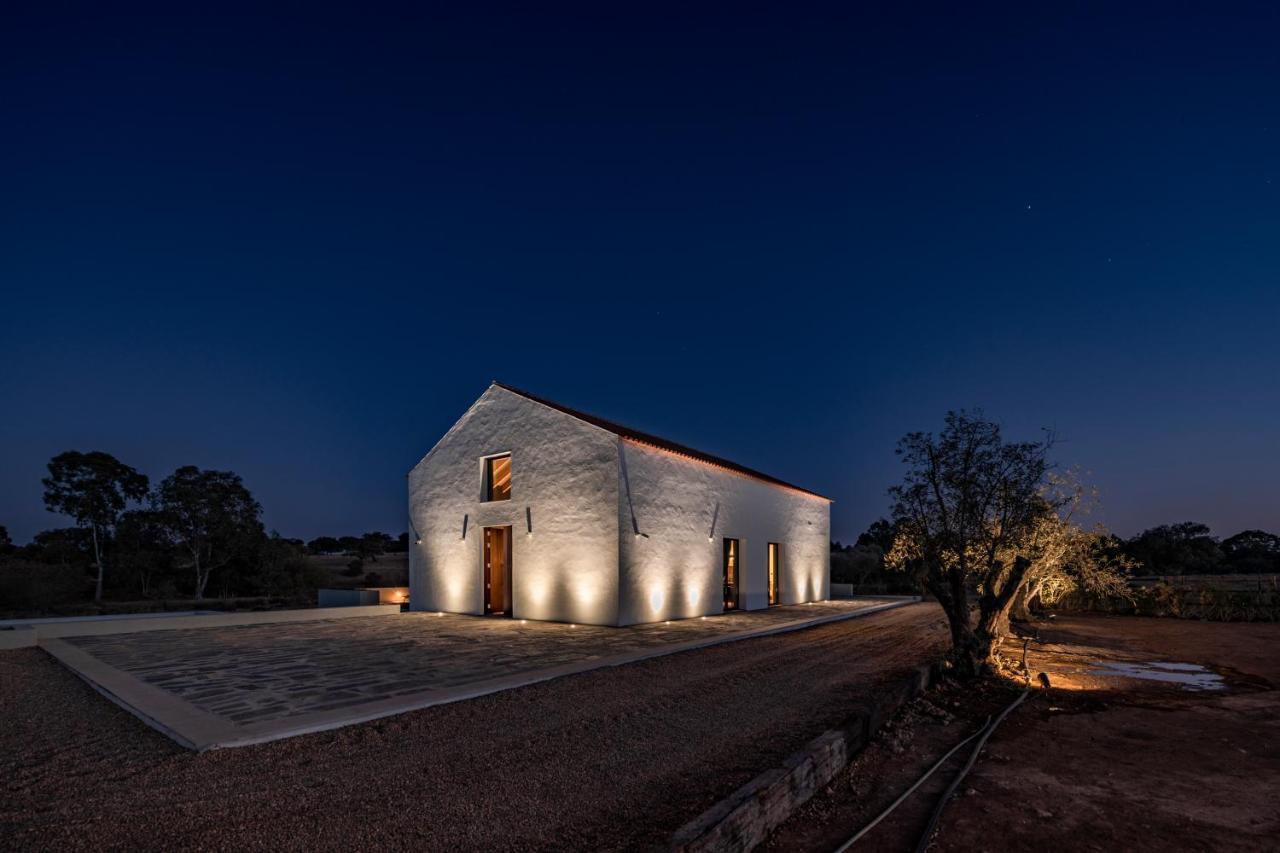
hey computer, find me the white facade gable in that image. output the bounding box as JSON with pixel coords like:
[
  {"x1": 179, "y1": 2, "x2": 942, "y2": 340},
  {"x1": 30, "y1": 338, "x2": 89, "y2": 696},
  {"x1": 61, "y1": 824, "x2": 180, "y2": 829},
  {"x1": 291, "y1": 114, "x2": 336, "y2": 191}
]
[{"x1": 409, "y1": 384, "x2": 830, "y2": 626}]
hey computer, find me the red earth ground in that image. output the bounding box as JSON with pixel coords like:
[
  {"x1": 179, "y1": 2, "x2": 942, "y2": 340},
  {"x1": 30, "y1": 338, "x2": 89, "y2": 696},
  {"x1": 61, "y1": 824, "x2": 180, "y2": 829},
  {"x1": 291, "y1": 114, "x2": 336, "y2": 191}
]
[{"x1": 764, "y1": 614, "x2": 1280, "y2": 852}]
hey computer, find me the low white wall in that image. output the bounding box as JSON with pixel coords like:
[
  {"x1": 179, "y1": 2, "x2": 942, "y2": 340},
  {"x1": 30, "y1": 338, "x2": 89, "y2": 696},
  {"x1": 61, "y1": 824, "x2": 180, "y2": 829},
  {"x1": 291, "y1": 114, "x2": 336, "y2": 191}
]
[
  {"x1": 318, "y1": 589, "x2": 381, "y2": 607},
  {"x1": 618, "y1": 440, "x2": 830, "y2": 625},
  {"x1": 0, "y1": 626, "x2": 36, "y2": 649},
  {"x1": 5, "y1": 605, "x2": 401, "y2": 641}
]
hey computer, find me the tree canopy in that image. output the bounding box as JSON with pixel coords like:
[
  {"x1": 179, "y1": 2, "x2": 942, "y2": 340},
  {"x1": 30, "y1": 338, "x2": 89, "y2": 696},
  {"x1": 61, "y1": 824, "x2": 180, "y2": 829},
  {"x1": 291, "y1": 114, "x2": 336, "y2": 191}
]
[
  {"x1": 41, "y1": 451, "x2": 149, "y2": 601},
  {"x1": 153, "y1": 466, "x2": 265, "y2": 600}
]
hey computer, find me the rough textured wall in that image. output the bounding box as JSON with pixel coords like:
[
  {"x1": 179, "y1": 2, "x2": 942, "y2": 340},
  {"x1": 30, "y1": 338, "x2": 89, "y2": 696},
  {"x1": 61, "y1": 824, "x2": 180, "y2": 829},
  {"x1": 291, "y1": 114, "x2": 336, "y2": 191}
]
[
  {"x1": 408, "y1": 385, "x2": 621, "y2": 625},
  {"x1": 618, "y1": 441, "x2": 830, "y2": 626}
]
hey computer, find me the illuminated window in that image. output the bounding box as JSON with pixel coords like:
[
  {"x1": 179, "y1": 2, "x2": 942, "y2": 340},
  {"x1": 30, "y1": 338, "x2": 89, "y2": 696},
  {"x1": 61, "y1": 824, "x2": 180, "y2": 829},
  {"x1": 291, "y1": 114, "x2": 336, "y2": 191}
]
[
  {"x1": 723, "y1": 538, "x2": 739, "y2": 610},
  {"x1": 767, "y1": 543, "x2": 781, "y2": 606},
  {"x1": 484, "y1": 454, "x2": 512, "y2": 501}
]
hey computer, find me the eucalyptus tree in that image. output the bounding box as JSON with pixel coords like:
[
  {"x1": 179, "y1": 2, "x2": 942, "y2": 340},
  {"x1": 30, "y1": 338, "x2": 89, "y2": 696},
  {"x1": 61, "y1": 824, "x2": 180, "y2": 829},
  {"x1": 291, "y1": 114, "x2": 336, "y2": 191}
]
[
  {"x1": 153, "y1": 466, "x2": 264, "y2": 600},
  {"x1": 42, "y1": 451, "x2": 149, "y2": 601}
]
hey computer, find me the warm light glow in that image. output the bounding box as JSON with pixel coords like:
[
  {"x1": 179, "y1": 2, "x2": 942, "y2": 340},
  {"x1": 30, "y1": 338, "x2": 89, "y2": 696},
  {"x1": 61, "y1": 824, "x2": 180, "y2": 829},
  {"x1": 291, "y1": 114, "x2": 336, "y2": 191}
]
[
  {"x1": 620, "y1": 436, "x2": 831, "y2": 502},
  {"x1": 649, "y1": 586, "x2": 665, "y2": 613},
  {"x1": 574, "y1": 580, "x2": 599, "y2": 608},
  {"x1": 528, "y1": 580, "x2": 550, "y2": 607}
]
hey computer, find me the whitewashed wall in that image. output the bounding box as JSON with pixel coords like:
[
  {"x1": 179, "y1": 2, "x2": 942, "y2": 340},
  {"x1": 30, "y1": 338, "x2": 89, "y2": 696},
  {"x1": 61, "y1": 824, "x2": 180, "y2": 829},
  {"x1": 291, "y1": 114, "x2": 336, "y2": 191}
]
[
  {"x1": 617, "y1": 440, "x2": 830, "y2": 626},
  {"x1": 408, "y1": 386, "x2": 621, "y2": 625}
]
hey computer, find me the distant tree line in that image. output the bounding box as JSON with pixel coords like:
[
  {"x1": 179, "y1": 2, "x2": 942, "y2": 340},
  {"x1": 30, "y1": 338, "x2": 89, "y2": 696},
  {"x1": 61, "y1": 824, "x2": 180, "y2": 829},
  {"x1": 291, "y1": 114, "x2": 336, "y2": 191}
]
[
  {"x1": 0, "y1": 450, "x2": 406, "y2": 614},
  {"x1": 835, "y1": 518, "x2": 1280, "y2": 589},
  {"x1": 305, "y1": 532, "x2": 409, "y2": 560}
]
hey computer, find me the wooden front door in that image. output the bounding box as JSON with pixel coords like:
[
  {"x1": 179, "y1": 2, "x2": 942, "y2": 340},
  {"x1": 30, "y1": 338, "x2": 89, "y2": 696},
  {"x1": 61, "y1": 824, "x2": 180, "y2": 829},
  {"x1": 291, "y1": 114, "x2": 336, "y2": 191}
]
[{"x1": 483, "y1": 526, "x2": 511, "y2": 616}]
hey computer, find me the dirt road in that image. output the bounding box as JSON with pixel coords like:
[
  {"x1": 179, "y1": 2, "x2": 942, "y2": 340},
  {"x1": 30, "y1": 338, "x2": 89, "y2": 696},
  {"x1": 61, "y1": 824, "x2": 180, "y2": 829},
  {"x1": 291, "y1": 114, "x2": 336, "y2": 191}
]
[
  {"x1": 764, "y1": 614, "x2": 1280, "y2": 852},
  {"x1": 1, "y1": 602, "x2": 947, "y2": 851}
]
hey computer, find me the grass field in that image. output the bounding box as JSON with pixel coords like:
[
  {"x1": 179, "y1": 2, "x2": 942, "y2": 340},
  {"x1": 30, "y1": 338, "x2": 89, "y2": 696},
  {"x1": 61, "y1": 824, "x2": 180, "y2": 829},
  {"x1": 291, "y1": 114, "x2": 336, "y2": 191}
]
[
  {"x1": 1130, "y1": 573, "x2": 1279, "y2": 591},
  {"x1": 306, "y1": 553, "x2": 409, "y2": 588}
]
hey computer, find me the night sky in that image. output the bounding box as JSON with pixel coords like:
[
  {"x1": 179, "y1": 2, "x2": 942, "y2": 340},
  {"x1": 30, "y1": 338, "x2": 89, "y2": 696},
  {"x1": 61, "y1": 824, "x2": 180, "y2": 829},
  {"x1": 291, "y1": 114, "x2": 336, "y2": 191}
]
[{"x1": 3, "y1": 3, "x2": 1278, "y2": 544}]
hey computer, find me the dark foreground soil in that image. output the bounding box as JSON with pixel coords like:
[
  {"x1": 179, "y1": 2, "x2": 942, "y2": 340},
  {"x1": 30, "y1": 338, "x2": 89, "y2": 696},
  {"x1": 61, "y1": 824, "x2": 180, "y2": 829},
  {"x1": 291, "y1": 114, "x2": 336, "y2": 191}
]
[
  {"x1": 0, "y1": 603, "x2": 947, "y2": 851},
  {"x1": 765, "y1": 614, "x2": 1280, "y2": 852}
]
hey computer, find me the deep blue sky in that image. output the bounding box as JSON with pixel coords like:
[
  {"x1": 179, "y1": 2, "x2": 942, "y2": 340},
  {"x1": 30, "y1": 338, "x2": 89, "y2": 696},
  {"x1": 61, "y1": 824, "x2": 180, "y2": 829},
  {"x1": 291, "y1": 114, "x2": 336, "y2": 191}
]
[{"x1": 3, "y1": 3, "x2": 1278, "y2": 544}]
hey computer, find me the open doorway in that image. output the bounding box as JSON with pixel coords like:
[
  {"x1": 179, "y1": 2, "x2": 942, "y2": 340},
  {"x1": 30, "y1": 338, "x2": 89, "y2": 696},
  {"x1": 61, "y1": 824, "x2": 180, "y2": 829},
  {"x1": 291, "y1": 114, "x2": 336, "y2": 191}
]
[{"x1": 483, "y1": 526, "x2": 512, "y2": 616}]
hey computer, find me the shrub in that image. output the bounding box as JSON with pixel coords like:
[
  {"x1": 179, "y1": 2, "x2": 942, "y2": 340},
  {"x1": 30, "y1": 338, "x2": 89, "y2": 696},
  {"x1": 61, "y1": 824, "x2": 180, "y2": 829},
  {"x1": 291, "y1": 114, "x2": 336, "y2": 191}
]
[{"x1": 0, "y1": 559, "x2": 90, "y2": 614}]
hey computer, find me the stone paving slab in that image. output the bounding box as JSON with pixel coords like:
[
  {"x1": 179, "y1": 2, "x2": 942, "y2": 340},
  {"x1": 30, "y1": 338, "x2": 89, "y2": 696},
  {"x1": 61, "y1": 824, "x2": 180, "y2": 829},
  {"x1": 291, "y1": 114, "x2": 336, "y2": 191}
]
[{"x1": 52, "y1": 598, "x2": 915, "y2": 750}]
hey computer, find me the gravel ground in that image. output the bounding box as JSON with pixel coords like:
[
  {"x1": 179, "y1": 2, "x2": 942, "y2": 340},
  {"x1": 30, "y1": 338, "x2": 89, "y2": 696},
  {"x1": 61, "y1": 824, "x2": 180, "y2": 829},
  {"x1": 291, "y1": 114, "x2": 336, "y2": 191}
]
[{"x1": 1, "y1": 602, "x2": 946, "y2": 852}]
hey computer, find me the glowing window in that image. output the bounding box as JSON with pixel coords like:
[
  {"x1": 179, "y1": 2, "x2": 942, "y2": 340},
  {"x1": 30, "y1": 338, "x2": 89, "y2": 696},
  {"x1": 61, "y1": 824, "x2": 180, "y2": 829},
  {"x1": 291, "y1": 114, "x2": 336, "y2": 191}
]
[
  {"x1": 484, "y1": 454, "x2": 512, "y2": 502},
  {"x1": 767, "y1": 542, "x2": 781, "y2": 606}
]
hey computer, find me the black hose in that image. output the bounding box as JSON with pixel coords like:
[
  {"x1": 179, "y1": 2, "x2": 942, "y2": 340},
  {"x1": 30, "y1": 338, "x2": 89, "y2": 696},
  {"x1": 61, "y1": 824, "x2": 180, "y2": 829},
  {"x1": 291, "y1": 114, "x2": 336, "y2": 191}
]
[
  {"x1": 830, "y1": 717, "x2": 991, "y2": 853},
  {"x1": 912, "y1": 687, "x2": 1030, "y2": 853}
]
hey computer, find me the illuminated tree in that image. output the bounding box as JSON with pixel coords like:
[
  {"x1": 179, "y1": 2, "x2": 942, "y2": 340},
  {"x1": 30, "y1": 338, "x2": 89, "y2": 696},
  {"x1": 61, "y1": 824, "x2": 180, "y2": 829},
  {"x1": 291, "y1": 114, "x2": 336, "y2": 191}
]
[
  {"x1": 886, "y1": 411, "x2": 1058, "y2": 677},
  {"x1": 1003, "y1": 475, "x2": 1135, "y2": 620}
]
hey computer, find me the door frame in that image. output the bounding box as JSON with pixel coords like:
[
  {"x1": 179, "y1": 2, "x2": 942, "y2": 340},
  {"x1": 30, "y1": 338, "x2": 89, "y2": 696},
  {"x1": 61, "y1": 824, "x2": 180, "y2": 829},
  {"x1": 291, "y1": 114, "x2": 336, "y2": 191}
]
[{"x1": 482, "y1": 525, "x2": 513, "y2": 616}]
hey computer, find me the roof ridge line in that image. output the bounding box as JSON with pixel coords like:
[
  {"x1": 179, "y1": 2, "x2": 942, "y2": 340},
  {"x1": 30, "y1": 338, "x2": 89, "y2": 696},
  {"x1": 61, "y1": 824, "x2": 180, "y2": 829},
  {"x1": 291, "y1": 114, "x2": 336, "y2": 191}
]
[{"x1": 491, "y1": 382, "x2": 832, "y2": 502}]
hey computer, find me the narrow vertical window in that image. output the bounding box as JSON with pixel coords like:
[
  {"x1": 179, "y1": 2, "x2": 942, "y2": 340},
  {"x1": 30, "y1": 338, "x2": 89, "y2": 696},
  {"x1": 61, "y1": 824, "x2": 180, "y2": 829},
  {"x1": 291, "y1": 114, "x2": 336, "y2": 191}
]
[
  {"x1": 767, "y1": 543, "x2": 781, "y2": 606},
  {"x1": 723, "y1": 538, "x2": 739, "y2": 610},
  {"x1": 484, "y1": 454, "x2": 512, "y2": 501}
]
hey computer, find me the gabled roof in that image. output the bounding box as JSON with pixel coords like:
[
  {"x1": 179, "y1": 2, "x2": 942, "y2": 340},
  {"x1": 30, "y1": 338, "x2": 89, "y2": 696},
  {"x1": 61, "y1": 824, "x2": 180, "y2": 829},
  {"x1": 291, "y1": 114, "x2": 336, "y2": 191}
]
[{"x1": 493, "y1": 382, "x2": 833, "y2": 502}]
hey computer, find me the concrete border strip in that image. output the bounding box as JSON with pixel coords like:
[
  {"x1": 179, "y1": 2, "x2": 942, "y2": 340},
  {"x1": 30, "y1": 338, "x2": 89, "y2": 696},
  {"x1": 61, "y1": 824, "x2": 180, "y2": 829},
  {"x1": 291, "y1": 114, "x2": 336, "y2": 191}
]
[
  {"x1": 40, "y1": 638, "x2": 241, "y2": 751},
  {"x1": 670, "y1": 661, "x2": 940, "y2": 852},
  {"x1": 12, "y1": 604, "x2": 401, "y2": 641},
  {"x1": 50, "y1": 598, "x2": 919, "y2": 751}
]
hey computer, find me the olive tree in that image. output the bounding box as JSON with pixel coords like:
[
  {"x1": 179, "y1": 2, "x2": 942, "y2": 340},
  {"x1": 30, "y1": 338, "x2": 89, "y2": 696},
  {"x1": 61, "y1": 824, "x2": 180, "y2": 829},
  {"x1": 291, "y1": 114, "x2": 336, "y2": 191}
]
[
  {"x1": 1007, "y1": 476, "x2": 1136, "y2": 620},
  {"x1": 42, "y1": 451, "x2": 149, "y2": 601},
  {"x1": 886, "y1": 411, "x2": 1058, "y2": 677}
]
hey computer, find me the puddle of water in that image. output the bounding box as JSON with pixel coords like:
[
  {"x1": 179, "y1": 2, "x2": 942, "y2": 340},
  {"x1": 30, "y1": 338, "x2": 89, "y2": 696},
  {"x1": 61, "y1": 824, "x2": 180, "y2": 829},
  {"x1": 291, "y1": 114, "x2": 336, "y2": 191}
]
[{"x1": 1086, "y1": 660, "x2": 1226, "y2": 691}]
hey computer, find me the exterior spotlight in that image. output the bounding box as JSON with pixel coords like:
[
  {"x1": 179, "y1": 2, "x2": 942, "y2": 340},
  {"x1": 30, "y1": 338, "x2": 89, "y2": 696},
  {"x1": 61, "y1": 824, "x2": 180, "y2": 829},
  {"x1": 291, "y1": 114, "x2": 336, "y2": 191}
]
[{"x1": 415, "y1": 538, "x2": 422, "y2": 545}]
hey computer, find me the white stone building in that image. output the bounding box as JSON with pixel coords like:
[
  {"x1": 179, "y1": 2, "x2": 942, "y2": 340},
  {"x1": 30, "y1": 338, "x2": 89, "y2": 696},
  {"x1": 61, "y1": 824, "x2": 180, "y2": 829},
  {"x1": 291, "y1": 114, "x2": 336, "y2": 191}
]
[{"x1": 408, "y1": 383, "x2": 831, "y2": 626}]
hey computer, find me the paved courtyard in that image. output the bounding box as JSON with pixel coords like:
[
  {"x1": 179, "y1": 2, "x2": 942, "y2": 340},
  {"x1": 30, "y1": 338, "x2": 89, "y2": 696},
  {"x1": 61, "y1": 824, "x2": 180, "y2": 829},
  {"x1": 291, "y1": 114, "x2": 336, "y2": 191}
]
[{"x1": 47, "y1": 598, "x2": 908, "y2": 749}]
